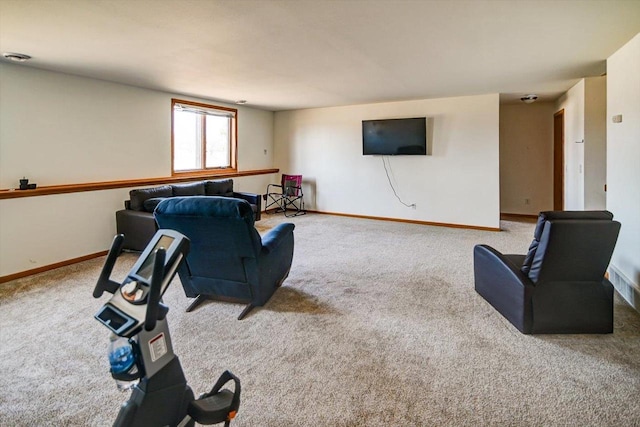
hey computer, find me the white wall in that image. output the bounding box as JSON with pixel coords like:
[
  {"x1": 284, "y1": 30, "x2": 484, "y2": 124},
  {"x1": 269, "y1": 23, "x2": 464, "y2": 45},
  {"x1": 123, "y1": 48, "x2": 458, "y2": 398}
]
[
  {"x1": 499, "y1": 102, "x2": 555, "y2": 215},
  {"x1": 555, "y1": 77, "x2": 607, "y2": 211},
  {"x1": 273, "y1": 94, "x2": 500, "y2": 229},
  {"x1": 607, "y1": 33, "x2": 640, "y2": 299},
  {"x1": 0, "y1": 63, "x2": 275, "y2": 277},
  {"x1": 584, "y1": 76, "x2": 607, "y2": 210},
  {"x1": 0, "y1": 63, "x2": 274, "y2": 187},
  {"x1": 556, "y1": 80, "x2": 585, "y2": 210}
]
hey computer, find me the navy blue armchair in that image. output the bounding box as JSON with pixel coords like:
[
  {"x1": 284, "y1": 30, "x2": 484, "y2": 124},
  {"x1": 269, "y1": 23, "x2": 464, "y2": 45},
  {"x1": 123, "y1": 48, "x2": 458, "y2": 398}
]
[{"x1": 155, "y1": 196, "x2": 295, "y2": 320}]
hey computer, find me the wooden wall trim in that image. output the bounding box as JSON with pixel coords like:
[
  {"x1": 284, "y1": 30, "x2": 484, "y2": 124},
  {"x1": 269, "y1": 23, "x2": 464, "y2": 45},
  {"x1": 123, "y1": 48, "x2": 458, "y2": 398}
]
[
  {"x1": 0, "y1": 168, "x2": 279, "y2": 200},
  {"x1": 307, "y1": 210, "x2": 501, "y2": 232},
  {"x1": 0, "y1": 251, "x2": 108, "y2": 284},
  {"x1": 500, "y1": 212, "x2": 539, "y2": 221},
  {"x1": 3, "y1": 208, "x2": 498, "y2": 283}
]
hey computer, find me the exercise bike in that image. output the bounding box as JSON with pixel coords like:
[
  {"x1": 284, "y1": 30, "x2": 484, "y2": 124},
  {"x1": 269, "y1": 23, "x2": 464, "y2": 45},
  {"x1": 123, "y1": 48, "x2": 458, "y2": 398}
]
[{"x1": 93, "y1": 230, "x2": 241, "y2": 427}]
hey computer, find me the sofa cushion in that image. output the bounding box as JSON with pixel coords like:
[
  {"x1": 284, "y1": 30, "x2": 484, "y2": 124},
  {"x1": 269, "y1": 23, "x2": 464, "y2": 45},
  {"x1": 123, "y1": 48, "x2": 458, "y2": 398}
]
[
  {"x1": 205, "y1": 179, "x2": 234, "y2": 197},
  {"x1": 172, "y1": 181, "x2": 206, "y2": 196},
  {"x1": 129, "y1": 185, "x2": 172, "y2": 211},
  {"x1": 143, "y1": 197, "x2": 167, "y2": 213}
]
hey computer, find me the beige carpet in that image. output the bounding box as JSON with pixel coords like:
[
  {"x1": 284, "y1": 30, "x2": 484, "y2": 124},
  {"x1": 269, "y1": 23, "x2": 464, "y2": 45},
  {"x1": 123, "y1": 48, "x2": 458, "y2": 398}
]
[{"x1": 1, "y1": 213, "x2": 639, "y2": 426}]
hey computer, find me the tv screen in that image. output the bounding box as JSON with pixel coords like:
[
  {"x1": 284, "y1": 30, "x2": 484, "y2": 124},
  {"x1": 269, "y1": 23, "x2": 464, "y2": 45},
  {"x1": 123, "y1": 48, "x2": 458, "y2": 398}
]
[{"x1": 362, "y1": 117, "x2": 427, "y2": 155}]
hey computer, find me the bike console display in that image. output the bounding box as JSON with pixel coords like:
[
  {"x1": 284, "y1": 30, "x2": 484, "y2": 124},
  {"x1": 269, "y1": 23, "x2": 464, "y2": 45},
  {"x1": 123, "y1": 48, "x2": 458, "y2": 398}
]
[{"x1": 94, "y1": 230, "x2": 190, "y2": 337}]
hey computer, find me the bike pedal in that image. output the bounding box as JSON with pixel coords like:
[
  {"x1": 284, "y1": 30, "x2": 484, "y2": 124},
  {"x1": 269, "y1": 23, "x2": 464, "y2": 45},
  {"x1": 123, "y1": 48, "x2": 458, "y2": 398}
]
[{"x1": 188, "y1": 389, "x2": 236, "y2": 425}]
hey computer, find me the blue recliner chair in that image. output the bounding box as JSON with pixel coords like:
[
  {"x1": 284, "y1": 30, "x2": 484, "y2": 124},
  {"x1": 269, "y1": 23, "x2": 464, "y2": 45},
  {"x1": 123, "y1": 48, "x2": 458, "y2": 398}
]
[{"x1": 154, "y1": 196, "x2": 295, "y2": 320}]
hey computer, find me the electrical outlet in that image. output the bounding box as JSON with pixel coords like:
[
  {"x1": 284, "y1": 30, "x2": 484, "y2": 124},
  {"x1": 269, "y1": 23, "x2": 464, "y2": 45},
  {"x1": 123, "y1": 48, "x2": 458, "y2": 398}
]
[
  {"x1": 263, "y1": 149, "x2": 268, "y2": 155},
  {"x1": 411, "y1": 204, "x2": 417, "y2": 209}
]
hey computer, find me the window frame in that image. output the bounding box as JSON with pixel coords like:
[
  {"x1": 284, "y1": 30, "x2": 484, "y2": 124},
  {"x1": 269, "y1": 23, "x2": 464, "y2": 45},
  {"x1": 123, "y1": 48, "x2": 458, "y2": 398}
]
[{"x1": 171, "y1": 98, "x2": 238, "y2": 177}]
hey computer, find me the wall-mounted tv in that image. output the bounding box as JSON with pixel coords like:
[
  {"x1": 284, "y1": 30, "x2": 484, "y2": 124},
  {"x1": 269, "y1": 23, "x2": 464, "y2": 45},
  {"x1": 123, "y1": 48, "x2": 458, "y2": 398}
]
[{"x1": 362, "y1": 117, "x2": 427, "y2": 155}]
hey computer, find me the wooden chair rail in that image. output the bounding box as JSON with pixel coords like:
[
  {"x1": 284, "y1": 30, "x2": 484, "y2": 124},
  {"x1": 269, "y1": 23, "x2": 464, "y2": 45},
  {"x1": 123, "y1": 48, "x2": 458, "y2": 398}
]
[{"x1": 0, "y1": 169, "x2": 279, "y2": 200}]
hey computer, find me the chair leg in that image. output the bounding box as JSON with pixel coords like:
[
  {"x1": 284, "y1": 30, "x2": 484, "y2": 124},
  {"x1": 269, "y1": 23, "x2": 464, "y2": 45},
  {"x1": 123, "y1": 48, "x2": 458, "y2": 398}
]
[
  {"x1": 237, "y1": 304, "x2": 255, "y2": 320},
  {"x1": 264, "y1": 194, "x2": 286, "y2": 215},
  {"x1": 186, "y1": 295, "x2": 207, "y2": 312},
  {"x1": 284, "y1": 198, "x2": 306, "y2": 217}
]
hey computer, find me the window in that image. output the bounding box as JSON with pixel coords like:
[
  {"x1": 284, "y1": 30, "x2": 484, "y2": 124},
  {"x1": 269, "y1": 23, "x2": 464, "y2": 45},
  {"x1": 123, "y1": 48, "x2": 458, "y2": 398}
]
[{"x1": 171, "y1": 99, "x2": 237, "y2": 175}]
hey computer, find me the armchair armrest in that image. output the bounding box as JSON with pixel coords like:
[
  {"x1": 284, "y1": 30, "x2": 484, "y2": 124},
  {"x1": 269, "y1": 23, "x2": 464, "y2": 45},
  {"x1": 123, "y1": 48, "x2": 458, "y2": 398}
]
[
  {"x1": 474, "y1": 244, "x2": 534, "y2": 333},
  {"x1": 233, "y1": 191, "x2": 262, "y2": 221},
  {"x1": 115, "y1": 209, "x2": 157, "y2": 252},
  {"x1": 266, "y1": 183, "x2": 284, "y2": 195},
  {"x1": 474, "y1": 245, "x2": 530, "y2": 284},
  {"x1": 261, "y1": 223, "x2": 295, "y2": 254}
]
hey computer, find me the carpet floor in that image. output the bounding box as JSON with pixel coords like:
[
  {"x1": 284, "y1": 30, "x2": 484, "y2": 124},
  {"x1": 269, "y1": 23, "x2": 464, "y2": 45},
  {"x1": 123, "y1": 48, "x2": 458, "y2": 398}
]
[{"x1": 1, "y1": 213, "x2": 639, "y2": 426}]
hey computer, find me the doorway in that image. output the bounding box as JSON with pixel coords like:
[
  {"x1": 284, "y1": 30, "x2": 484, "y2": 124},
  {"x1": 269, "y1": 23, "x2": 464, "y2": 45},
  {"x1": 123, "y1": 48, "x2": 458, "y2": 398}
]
[{"x1": 553, "y1": 109, "x2": 564, "y2": 210}]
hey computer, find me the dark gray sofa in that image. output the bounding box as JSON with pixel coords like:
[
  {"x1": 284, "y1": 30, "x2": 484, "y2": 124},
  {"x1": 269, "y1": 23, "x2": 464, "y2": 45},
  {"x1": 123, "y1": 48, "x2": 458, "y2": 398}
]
[{"x1": 116, "y1": 179, "x2": 262, "y2": 251}]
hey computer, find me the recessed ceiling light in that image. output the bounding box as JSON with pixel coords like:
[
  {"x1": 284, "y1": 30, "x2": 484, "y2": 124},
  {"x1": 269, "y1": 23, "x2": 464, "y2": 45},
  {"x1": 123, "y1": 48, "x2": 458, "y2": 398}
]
[
  {"x1": 2, "y1": 52, "x2": 31, "y2": 62},
  {"x1": 235, "y1": 100, "x2": 247, "y2": 105},
  {"x1": 520, "y1": 94, "x2": 538, "y2": 104}
]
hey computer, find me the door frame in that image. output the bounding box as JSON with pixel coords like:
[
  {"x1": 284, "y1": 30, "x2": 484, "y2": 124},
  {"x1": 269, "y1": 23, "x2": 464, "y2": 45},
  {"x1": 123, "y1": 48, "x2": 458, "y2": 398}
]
[{"x1": 553, "y1": 109, "x2": 565, "y2": 210}]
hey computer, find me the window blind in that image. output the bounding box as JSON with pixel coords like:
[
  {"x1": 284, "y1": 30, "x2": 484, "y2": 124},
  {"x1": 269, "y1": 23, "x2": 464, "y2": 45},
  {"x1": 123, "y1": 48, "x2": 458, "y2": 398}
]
[{"x1": 173, "y1": 103, "x2": 236, "y2": 118}]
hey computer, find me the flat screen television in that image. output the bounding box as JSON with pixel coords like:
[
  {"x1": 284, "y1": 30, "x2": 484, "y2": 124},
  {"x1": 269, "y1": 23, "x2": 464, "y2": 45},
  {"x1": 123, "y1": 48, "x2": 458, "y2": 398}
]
[{"x1": 362, "y1": 117, "x2": 427, "y2": 155}]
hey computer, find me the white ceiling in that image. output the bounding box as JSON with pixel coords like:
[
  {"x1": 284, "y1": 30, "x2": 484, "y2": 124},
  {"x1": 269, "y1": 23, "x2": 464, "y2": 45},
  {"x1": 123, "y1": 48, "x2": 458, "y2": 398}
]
[{"x1": 1, "y1": 0, "x2": 639, "y2": 111}]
